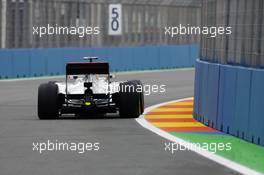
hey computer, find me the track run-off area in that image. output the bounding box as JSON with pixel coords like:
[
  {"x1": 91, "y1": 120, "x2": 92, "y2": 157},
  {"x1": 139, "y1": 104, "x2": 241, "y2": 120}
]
[
  {"x1": 0, "y1": 69, "x2": 243, "y2": 175},
  {"x1": 136, "y1": 98, "x2": 264, "y2": 175}
]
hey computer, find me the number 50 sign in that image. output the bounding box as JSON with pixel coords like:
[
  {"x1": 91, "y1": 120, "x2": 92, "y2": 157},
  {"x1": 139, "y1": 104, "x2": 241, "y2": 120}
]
[{"x1": 108, "y1": 4, "x2": 122, "y2": 35}]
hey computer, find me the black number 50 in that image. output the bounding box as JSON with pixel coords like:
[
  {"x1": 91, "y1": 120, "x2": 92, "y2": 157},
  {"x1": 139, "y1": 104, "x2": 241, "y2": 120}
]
[{"x1": 111, "y1": 8, "x2": 119, "y2": 31}]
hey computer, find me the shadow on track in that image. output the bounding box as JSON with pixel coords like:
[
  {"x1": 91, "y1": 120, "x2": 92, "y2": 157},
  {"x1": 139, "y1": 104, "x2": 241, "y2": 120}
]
[{"x1": 41, "y1": 113, "x2": 136, "y2": 120}]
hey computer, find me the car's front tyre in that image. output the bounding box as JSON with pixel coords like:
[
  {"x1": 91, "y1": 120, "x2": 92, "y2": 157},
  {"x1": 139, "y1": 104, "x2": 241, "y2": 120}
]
[{"x1": 38, "y1": 83, "x2": 59, "y2": 119}]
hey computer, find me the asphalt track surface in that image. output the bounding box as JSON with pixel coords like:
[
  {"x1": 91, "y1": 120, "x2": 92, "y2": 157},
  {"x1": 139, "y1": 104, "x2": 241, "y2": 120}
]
[{"x1": 0, "y1": 69, "x2": 238, "y2": 175}]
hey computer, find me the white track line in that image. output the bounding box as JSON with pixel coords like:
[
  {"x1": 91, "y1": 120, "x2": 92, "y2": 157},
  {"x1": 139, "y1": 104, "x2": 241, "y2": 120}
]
[{"x1": 135, "y1": 97, "x2": 262, "y2": 175}]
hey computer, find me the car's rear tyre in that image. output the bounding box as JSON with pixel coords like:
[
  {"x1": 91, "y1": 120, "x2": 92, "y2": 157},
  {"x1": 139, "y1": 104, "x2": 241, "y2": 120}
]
[
  {"x1": 131, "y1": 80, "x2": 144, "y2": 114},
  {"x1": 38, "y1": 83, "x2": 59, "y2": 119},
  {"x1": 118, "y1": 80, "x2": 143, "y2": 118}
]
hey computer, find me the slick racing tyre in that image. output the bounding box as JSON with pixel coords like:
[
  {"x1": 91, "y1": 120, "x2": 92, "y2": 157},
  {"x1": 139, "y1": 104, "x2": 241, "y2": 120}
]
[
  {"x1": 118, "y1": 80, "x2": 143, "y2": 118},
  {"x1": 130, "y1": 80, "x2": 144, "y2": 114},
  {"x1": 38, "y1": 82, "x2": 59, "y2": 119}
]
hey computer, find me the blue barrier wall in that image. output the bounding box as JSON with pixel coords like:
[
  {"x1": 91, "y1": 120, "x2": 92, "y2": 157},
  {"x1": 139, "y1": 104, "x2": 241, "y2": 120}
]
[
  {"x1": 194, "y1": 59, "x2": 264, "y2": 146},
  {"x1": 0, "y1": 44, "x2": 198, "y2": 79}
]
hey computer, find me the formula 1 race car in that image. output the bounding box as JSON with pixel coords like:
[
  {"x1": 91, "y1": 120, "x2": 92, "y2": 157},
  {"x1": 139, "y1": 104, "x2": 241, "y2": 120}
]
[{"x1": 38, "y1": 57, "x2": 144, "y2": 119}]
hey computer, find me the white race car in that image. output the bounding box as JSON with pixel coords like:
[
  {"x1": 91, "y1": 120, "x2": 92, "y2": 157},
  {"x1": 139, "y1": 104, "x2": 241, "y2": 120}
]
[{"x1": 38, "y1": 57, "x2": 144, "y2": 119}]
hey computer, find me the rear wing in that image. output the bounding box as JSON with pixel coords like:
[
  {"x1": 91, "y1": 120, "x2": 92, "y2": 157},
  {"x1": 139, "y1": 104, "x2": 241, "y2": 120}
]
[{"x1": 66, "y1": 62, "x2": 109, "y2": 75}]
